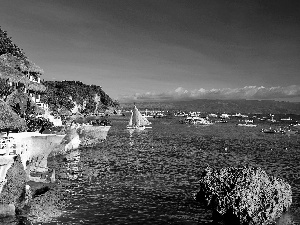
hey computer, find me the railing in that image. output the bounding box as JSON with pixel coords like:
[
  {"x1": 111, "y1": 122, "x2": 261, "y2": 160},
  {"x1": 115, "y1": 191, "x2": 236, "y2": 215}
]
[
  {"x1": 36, "y1": 102, "x2": 48, "y2": 110},
  {"x1": 0, "y1": 136, "x2": 27, "y2": 156}
]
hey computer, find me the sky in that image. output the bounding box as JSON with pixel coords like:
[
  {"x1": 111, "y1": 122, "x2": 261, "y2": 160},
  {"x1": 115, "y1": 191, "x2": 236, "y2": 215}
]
[{"x1": 1, "y1": 0, "x2": 300, "y2": 102}]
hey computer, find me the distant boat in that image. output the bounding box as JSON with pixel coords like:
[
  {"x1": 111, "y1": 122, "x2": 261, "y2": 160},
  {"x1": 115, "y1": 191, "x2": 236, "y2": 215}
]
[
  {"x1": 215, "y1": 119, "x2": 228, "y2": 123},
  {"x1": 141, "y1": 109, "x2": 153, "y2": 118},
  {"x1": 261, "y1": 128, "x2": 276, "y2": 133},
  {"x1": 237, "y1": 123, "x2": 257, "y2": 127},
  {"x1": 285, "y1": 130, "x2": 298, "y2": 135},
  {"x1": 153, "y1": 112, "x2": 166, "y2": 118},
  {"x1": 127, "y1": 106, "x2": 152, "y2": 130},
  {"x1": 281, "y1": 117, "x2": 292, "y2": 121},
  {"x1": 183, "y1": 116, "x2": 213, "y2": 125}
]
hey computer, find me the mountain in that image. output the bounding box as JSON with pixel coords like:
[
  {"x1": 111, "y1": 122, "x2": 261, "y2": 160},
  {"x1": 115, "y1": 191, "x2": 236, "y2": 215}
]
[
  {"x1": 121, "y1": 99, "x2": 300, "y2": 115},
  {"x1": 41, "y1": 80, "x2": 119, "y2": 114}
]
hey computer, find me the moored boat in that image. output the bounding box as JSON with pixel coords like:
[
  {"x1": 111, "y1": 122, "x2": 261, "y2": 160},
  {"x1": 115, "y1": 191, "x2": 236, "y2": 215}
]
[
  {"x1": 127, "y1": 106, "x2": 152, "y2": 130},
  {"x1": 261, "y1": 128, "x2": 276, "y2": 133},
  {"x1": 237, "y1": 123, "x2": 257, "y2": 127}
]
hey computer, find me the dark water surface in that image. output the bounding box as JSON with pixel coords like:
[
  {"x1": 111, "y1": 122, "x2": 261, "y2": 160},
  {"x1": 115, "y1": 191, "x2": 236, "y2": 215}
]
[{"x1": 45, "y1": 118, "x2": 300, "y2": 224}]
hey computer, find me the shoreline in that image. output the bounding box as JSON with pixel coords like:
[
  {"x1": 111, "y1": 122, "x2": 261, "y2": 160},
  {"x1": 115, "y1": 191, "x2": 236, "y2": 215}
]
[{"x1": 0, "y1": 124, "x2": 111, "y2": 222}]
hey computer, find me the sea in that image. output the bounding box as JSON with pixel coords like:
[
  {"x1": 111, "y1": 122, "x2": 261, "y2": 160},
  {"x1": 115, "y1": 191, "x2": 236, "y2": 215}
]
[{"x1": 41, "y1": 116, "x2": 300, "y2": 224}]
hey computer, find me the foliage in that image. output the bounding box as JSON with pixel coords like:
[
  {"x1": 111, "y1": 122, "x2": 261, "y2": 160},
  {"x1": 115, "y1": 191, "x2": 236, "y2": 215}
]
[
  {"x1": 0, "y1": 28, "x2": 43, "y2": 73},
  {"x1": 0, "y1": 27, "x2": 27, "y2": 60},
  {"x1": 0, "y1": 54, "x2": 28, "y2": 84},
  {"x1": 25, "y1": 115, "x2": 54, "y2": 132},
  {"x1": 90, "y1": 118, "x2": 112, "y2": 126},
  {"x1": 41, "y1": 81, "x2": 119, "y2": 114},
  {"x1": 0, "y1": 78, "x2": 14, "y2": 100},
  {"x1": 6, "y1": 89, "x2": 41, "y2": 117},
  {"x1": 0, "y1": 100, "x2": 27, "y2": 131}
]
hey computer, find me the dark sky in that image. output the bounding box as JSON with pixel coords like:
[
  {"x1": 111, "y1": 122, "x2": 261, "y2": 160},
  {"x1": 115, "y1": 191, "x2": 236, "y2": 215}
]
[{"x1": 1, "y1": 0, "x2": 300, "y2": 101}]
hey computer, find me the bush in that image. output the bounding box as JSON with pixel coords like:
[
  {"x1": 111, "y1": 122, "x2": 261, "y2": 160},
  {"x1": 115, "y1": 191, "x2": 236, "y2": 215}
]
[
  {"x1": 90, "y1": 119, "x2": 112, "y2": 126},
  {"x1": 25, "y1": 116, "x2": 54, "y2": 132}
]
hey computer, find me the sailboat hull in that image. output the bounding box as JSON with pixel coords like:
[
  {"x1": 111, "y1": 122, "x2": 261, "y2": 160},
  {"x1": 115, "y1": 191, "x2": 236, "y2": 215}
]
[{"x1": 127, "y1": 126, "x2": 149, "y2": 130}]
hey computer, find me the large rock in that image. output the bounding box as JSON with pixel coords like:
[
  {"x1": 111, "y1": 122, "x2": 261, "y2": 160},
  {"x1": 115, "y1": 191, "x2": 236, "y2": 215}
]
[
  {"x1": 26, "y1": 182, "x2": 68, "y2": 223},
  {"x1": 0, "y1": 155, "x2": 26, "y2": 216},
  {"x1": 195, "y1": 166, "x2": 292, "y2": 225},
  {"x1": 53, "y1": 124, "x2": 83, "y2": 154}
]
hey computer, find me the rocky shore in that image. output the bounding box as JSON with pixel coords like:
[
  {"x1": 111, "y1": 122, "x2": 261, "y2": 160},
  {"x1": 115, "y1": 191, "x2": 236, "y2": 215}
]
[{"x1": 0, "y1": 123, "x2": 111, "y2": 223}]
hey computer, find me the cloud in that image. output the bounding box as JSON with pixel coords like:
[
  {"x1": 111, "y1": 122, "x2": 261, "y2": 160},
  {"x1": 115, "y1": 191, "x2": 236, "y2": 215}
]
[{"x1": 119, "y1": 85, "x2": 300, "y2": 102}]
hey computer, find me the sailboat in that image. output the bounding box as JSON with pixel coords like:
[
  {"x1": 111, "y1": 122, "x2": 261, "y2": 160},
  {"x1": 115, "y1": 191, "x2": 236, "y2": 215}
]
[{"x1": 127, "y1": 106, "x2": 152, "y2": 130}]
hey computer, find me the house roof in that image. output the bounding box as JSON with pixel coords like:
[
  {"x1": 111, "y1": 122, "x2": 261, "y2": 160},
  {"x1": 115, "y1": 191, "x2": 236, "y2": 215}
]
[
  {"x1": 0, "y1": 54, "x2": 46, "y2": 92},
  {"x1": 0, "y1": 62, "x2": 27, "y2": 83},
  {"x1": 0, "y1": 53, "x2": 43, "y2": 75},
  {"x1": 26, "y1": 81, "x2": 47, "y2": 93}
]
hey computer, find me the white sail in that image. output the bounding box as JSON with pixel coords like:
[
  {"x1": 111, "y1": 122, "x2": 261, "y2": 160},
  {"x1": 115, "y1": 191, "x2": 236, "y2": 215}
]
[
  {"x1": 140, "y1": 114, "x2": 151, "y2": 126},
  {"x1": 128, "y1": 111, "x2": 133, "y2": 126},
  {"x1": 128, "y1": 106, "x2": 151, "y2": 128},
  {"x1": 134, "y1": 106, "x2": 151, "y2": 126}
]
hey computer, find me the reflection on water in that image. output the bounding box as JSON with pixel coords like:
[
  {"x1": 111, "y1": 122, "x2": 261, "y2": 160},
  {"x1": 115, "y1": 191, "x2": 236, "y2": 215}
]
[{"x1": 43, "y1": 119, "x2": 299, "y2": 224}]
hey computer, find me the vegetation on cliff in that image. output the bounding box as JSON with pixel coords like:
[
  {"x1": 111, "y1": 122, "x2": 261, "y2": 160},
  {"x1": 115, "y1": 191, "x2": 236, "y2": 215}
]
[
  {"x1": 41, "y1": 80, "x2": 119, "y2": 114},
  {"x1": 1, "y1": 26, "x2": 117, "y2": 131}
]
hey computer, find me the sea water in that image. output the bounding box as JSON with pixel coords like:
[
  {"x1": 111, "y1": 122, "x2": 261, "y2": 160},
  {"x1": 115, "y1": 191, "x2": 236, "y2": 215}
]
[{"x1": 43, "y1": 118, "x2": 300, "y2": 224}]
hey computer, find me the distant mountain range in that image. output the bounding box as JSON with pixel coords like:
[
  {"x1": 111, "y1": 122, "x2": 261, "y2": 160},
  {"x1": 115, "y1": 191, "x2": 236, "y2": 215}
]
[{"x1": 121, "y1": 99, "x2": 300, "y2": 115}]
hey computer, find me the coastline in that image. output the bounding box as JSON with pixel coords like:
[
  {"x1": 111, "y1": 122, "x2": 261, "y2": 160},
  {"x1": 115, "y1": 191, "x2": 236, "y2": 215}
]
[{"x1": 0, "y1": 123, "x2": 111, "y2": 222}]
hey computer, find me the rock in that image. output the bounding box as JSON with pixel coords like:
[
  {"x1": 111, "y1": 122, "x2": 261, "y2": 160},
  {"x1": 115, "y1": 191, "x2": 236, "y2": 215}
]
[
  {"x1": 27, "y1": 183, "x2": 68, "y2": 223},
  {"x1": 57, "y1": 125, "x2": 82, "y2": 153},
  {"x1": 0, "y1": 204, "x2": 15, "y2": 217},
  {"x1": 0, "y1": 155, "x2": 26, "y2": 211},
  {"x1": 195, "y1": 166, "x2": 292, "y2": 225}
]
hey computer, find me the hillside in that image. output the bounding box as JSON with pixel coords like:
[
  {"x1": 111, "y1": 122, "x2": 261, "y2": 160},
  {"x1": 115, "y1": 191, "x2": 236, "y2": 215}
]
[
  {"x1": 121, "y1": 99, "x2": 300, "y2": 115},
  {"x1": 1, "y1": 26, "x2": 118, "y2": 115},
  {"x1": 41, "y1": 80, "x2": 119, "y2": 114}
]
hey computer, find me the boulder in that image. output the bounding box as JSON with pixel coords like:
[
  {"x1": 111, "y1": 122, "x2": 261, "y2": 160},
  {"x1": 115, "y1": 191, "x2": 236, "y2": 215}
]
[
  {"x1": 195, "y1": 166, "x2": 292, "y2": 225},
  {"x1": 26, "y1": 183, "x2": 68, "y2": 223},
  {"x1": 0, "y1": 155, "x2": 26, "y2": 215}
]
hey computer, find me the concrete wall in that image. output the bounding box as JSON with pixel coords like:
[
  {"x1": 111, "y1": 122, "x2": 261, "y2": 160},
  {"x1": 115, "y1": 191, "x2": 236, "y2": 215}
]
[
  {"x1": 0, "y1": 133, "x2": 65, "y2": 187},
  {"x1": 82, "y1": 125, "x2": 111, "y2": 141}
]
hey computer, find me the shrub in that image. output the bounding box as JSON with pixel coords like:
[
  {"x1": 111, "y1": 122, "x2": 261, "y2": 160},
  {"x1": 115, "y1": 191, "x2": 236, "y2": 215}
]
[{"x1": 25, "y1": 116, "x2": 54, "y2": 132}]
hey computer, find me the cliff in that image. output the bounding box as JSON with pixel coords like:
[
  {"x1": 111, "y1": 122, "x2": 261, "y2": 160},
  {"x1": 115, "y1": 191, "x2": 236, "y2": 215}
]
[
  {"x1": 1, "y1": 26, "x2": 118, "y2": 115},
  {"x1": 41, "y1": 80, "x2": 119, "y2": 114}
]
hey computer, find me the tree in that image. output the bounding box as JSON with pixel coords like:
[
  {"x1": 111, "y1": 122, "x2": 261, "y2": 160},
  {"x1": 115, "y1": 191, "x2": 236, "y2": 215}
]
[
  {"x1": 6, "y1": 87, "x2": 40, "y2": 118},
  {"x1": 0, "y1": 78, "x2": 13, "y2": 101},
  {"x1": 0, "y1": 26, "x2": 27, "y2": 60}
]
